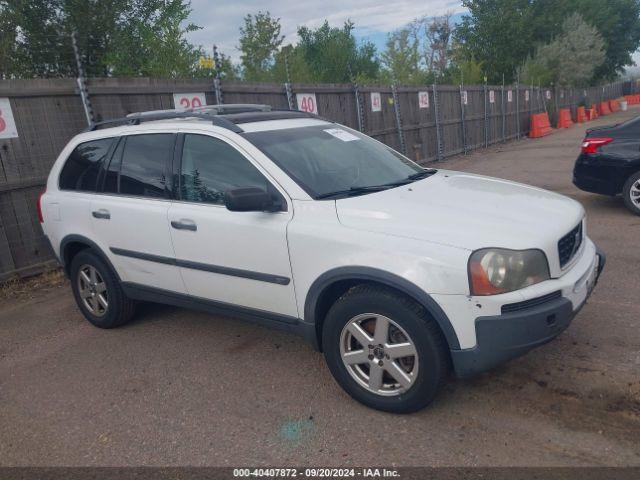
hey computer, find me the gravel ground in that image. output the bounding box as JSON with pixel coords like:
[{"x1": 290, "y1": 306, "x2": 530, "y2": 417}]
[{"x1": 1, "y1": 108, "x2": 639, "y2": 466}]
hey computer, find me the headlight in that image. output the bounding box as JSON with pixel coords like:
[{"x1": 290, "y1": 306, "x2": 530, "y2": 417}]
[{"x1": 468, "y1": 248, "x2": 550, "y2": 296}]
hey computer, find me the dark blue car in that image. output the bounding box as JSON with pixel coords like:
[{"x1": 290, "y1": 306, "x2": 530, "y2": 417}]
[{"x1": 573, "y1": 116, "x2": 640, "y2": 215}]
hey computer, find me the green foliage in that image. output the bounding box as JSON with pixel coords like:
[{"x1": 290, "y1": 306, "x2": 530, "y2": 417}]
[
  {"x1": 297, "y1": 21, "x2": 379, "y2": 83},
  {"x1": 105, "y1": 0, "x2": 202, "y2": 77},
  {"x1": 0, "y1": 2, "x2": 19, "y2": 78},
  {"x1": 270, "y1": 45, "x2": 314, "y2": 83},
  {"x1": 380, "y1": 27, "x2": 421, "y2": 84},
  {"x1": 519, "y1": 13, "x2": 605, "y2": 87},
  {"x1": 455, "y1": 0, "x2": 640, "y2": 84},
  {"x1": 448, "y1": 55, "x2": 484, "y2": 85},
  {"x1": 238, "y1": 11, "x2": 283, "y2": 81},
  {"x1": 1, "y1": 0, "x2": 202, "y2": 78}
]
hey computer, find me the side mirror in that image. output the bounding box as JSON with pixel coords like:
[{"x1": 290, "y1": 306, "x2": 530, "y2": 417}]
[{"x1": 224, "y1": 187, "x2": 281, "y2": 212}]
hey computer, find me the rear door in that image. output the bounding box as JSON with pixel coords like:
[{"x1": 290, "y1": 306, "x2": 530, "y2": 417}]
[
  {"x1": 167, "y1": 132, "x2": 297, "y2": 318},
  {"x1": 91, "y1": 132, "x2": 186, "y2": 294},
  {"x1": 49, "y1": 137, "x2": 117, "y2": 252}
]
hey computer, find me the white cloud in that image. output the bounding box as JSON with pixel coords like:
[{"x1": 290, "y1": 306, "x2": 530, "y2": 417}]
[{"x1": 187, "y1": 0, "x2": 465, "y2": 61}]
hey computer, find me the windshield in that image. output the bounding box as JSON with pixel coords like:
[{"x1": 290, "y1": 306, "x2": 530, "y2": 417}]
[{"x1": 244, "y1": 125, "x2": 426, "y2": 199}]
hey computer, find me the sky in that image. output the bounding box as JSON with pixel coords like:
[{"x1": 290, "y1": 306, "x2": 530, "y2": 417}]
[
  {"x1": 186, "y1": 0, "x2": 467, "y2": 61},
  {"x1": 185, "y1": 0, "x2": 640, "y2": 72}
]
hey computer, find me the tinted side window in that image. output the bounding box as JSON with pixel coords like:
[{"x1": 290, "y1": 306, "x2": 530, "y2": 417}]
[
  {"x1": 59, "y1": 138, "x2": 113, "y2": 191},
  {"x1": 102, "y1": 138, "x2": 124, "y2": 194},
  {"x1": 180, "y1": 134, "x2": 268, "y2": 205},
  {"x1": 119, "y1": 134, "x2": 174, "y2": 198}
]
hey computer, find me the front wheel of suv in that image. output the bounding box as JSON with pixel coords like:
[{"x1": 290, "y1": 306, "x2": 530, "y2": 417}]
[
  {"x1": 622, "y1": 171, "x2": 640, "y2": 216},
  {"x1": 322, "y1": 284, "x2": 450, "y2": 413},
  {"x1": 70, "y1": 250, "x2": 136, "y2": 328}
]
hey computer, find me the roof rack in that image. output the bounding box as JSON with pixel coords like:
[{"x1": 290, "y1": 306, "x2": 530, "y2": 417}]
[
  {"x1": 85, "y1": 111, "x2": 244, "y2": 133},
  {"x1": 191, "y1": 104, "x2": 272, "y2": 115}
]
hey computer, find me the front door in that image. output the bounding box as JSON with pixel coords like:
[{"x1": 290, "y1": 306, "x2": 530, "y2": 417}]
[{"x1": 167, "y1": 133, "x2": 297, "y2": 318}]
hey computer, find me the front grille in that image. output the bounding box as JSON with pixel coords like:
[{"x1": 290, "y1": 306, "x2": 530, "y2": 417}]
[
  {"x1": 558, "y1": 222, "x2": 583, "y2": 268},
  {"x1": 501, "y1": 291, "x2": 562, "y2": 314}
]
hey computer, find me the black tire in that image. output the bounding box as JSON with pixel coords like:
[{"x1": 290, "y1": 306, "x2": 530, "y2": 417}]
[
  {"x1": 622, "y1": 171, "x2": 640, "y2": 216},
  {"x1": 70, "y1": 249, "x2": 136, "y2": 328},
  {"x1": 322, "y1": 284, "x2": 450, "y2": 413}
]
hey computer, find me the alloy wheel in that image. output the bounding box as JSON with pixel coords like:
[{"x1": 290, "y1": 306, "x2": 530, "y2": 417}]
[
  {"x1": 77, "y1": 264, "x2": 108, "y2": 317},
  {"x1": 339, "y1": 313, "x2": 419, "y2": 396},
  {"x1": 630, "y1": 179, "x2": 640, "y2": 206}
]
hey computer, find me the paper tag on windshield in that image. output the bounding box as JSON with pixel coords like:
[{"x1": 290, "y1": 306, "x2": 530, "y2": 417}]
[{"x1": 324, "y1": 128, "x2": 359, "y2": 142}]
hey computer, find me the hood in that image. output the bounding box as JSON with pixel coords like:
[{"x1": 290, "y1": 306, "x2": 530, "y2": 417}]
[{"x1": 336, "y1": 170, "x2": 584, "y2": 273}]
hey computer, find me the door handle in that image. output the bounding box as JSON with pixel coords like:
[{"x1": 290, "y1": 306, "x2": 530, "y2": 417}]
[
  {"x1": 92, "y1": 209, "x2": 110, "y2": 220},
  {"x1": 171, "y1": 219, "x2": 197, "y2": 231}
]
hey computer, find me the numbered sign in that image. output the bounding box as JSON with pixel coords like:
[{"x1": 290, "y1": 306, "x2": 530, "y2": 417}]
[
  {"x1": 461, "y1": 90, "x2": 468, "y2": 105},
  {"x1": 507, "y1": 90, "x2": 513, "y2": 102},
  {"x1": 418, "y1": 91, "x2": 430, "y2": 109},
  {"x1": 525, "y1": 90, "x2": 530, "y2": 102},
  {"x1": 545, "y1": 90, "x2": 551, "y2": 100},
  {"x1": 489, "y1": 90, "x2": 495, "y2": 104},
  {"x1": 296, "y1": 93, "x2": 318, "y2": 114},
  {"x1": 370, "y1": 92, "x2": 382, "y2": 112},
  {"x1": 173, "y1": 92, "x2": 207, "y2": 111},
  {"x1": 0, "y1": 98, "x2": 18, "y2": 139}
]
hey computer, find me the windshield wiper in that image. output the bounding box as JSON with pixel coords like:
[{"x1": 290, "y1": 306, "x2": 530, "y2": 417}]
[
  {"x1": 315, "y1": 169, "x2": 438, "y2": 200},
  {"x1": 406, "y1": 168, "x2": 437, "y2": 181},
  {"x1": 315, "y1": 184, "x2": 395, "y2": 199}
]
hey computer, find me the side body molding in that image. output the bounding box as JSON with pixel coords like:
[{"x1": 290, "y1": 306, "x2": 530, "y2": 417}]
[{"x1": 304, "y1": 266, "x2": 461, "y2": 351}]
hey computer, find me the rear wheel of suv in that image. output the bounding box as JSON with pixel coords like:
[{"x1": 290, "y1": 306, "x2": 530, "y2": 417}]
[
  {"x1": 70, "y1": 250, "x2": 136, "y2": 328},
  {"x1": 322, "y1": 284, "x2": 450, "y2": 413},
  {"x1": 622, "y1": 171, "x2": 640, "y2": 216}
]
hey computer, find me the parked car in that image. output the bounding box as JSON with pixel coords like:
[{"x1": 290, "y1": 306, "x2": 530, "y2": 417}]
[
  {"x1": 39, "y1": 104, "x2": 605, "y2": 413},
  {"x1": 573, "y1": 116, "x2": 640, "y2": 215}
]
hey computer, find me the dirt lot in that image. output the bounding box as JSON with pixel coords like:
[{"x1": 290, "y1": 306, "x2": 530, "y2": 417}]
[{"x1": 1, "y1": 108, "x2": 639, "y2": 467}]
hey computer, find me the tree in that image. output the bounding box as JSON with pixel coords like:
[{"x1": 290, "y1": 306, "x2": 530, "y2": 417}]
[
  {"x1": 270, "y1": 44, "x2": 314, "y2": 83},
  {"x1": 238, "y1": 11, "x2": 283, "y2": 81},
  {"x1": 455, "y1": 0, "x2": 640, "y2": 84},
  {"x1": 297, "y1": 20, "x2": 379, "y2": 83},
  {"x1": 0, "y1": 0, "x2": 202, "y2": 78},
  {"x1": 418, "y1": 14, "x2": 453, "y2": 79},
  {"x1": 380, "y1": 27, "x2": 421, "y2": 84},
  {"x1": 448, "y1": 50, "x2": 484, "y2": 85},
  {"x1": 519, "y1": 13, "x2": 605, "y2": 87},
  {"x1": 455, "y1": 0, "x2": 534, "y2": 84},
  {"x1": 104, "y1": 0, "x2": 202, "y2": 77},
  {"x1": 0, "y1": 1, "x2": 18, "y2": 78}
]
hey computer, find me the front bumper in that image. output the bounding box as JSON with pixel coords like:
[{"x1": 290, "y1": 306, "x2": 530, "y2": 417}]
[{"x1": 451, "y1": 247, "x2": 606, "y2": 378}]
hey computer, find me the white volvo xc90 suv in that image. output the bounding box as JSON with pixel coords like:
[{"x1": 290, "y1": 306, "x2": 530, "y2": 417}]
[{"x1": 39, "y1": 105, "x2": 605, "y2": 412}]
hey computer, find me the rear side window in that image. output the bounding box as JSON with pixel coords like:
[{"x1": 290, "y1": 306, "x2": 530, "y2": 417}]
[
  {"x1": 59, "y1": 138, "x2": 113, "y2": 191},
  {"x1": 118, "y1": 134, "x2": 174, "y2": 198}
]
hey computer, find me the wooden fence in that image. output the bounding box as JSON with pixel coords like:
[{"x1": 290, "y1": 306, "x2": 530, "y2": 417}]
[{"x1": 0, "y1": 77, "x2": 634, "y2": 281}]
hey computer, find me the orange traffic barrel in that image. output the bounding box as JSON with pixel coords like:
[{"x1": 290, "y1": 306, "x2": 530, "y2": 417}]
[
  {"x1": 529, "y1": 112, "x2": 553, "y2": 138},
  {"x1": 556, "y1": 108, "x2": 573, "y2": 128},
  {"x1": 609, "y1": 100, "x2": 619, "y2": 112},
  {"x1": 598, "y1": 102, "x2": 611, "y2": 115}
]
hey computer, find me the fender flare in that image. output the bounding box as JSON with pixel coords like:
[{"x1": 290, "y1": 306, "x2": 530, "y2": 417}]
[
  {"x1": 59, "y1": 234, "x2": 122, "y2": 282},
  {"x1": 304, "y1": 266, "x2": 461, "y2": 350}
]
